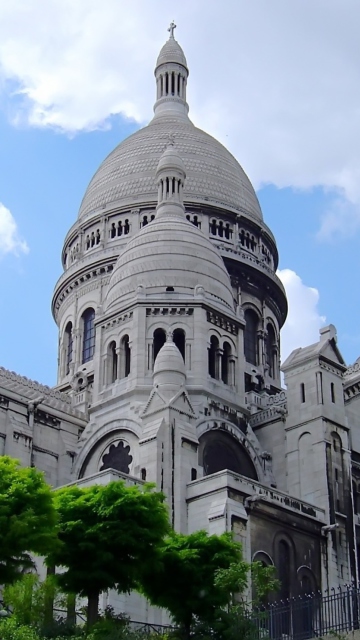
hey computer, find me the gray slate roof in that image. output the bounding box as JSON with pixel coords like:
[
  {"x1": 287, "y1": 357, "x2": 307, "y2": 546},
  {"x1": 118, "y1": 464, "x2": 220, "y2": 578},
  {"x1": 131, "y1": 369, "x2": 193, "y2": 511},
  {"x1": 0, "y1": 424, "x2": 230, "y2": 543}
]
[{"x1": 0, "y1": 366, "x2": 85, "y2": 419}]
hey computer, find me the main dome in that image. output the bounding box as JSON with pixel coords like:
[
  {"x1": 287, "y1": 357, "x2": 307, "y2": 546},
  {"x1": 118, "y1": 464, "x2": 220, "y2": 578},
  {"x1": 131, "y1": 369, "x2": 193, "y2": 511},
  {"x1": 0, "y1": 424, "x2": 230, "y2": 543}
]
[
  {"x1": 78, "y1": 118, "x2": 262, "y2": 222},
  {"x1": 77, "y1": 30, "x2": 262, "y2": 223}
]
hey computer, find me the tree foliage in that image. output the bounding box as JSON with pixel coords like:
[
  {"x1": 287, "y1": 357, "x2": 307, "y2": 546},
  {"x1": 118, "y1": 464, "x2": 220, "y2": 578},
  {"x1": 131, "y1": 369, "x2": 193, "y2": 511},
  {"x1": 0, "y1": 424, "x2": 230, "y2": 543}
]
[
  {"x1": 47, "y1": 481, "x2": 169, "y2": 626},
  {"x1": 0, "y1": 456, "x2": 57, "y2": 585},
  {"x1": 140, "y1": 530, "x2": 242, "y2": 634}
]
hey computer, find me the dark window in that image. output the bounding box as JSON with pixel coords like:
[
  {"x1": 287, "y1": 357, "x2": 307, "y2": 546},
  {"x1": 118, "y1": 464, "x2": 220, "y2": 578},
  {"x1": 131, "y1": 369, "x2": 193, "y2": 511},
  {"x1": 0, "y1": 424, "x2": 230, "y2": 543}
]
[
  {"x1": 173, "y1": 328, "x2": 185, "y2": 362},
  {"x1": 65, "y1": 322, "x2": 73, "y2": 375},
  {"x1": 331, "y1": 382, "x2": 335, "y2": 403},
  {"x1": 244, "y1": 310, "x2": 258, "y2": 365},
  {"x1": 191, "y1": 468, "x2": 197, "y2": 481},
  {"x1": 300, "y1": 383, "x2": 306, "y2": 403},
  {"x1": 208, "y1": 335, "x2": 219, "y2": 379},
  {"x1": 82, "y1": 308, "x2": 95, "y2": 363},
  {"x1": 141, "y1": 468, "x2": 147, "y2": 481},
  {"x1": 210, "y1": 219, "x2": 217, "y2": 235},
  {"x1": 153, "y1": 328, "x2": 166, "y2": 364},
  {"x1": 266, "y1": 324, "x2": 276, "y2": 378},
  {"x1": 221, "y1": 342, "x2": 232, "y2": 384},
  {"x1": 244, "y1": 373, "x2": 252, "y2": 392},
  {"x1": 109, "y1": 341, "x2": 117, "y2": 383},
  {"x1": 121, "y1": 335, "x2": 131, "y2": 378}
]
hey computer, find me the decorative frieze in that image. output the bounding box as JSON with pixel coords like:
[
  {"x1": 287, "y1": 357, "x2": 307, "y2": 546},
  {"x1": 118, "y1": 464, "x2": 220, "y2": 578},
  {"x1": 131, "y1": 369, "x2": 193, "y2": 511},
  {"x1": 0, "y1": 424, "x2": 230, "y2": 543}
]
[
  {"x1": 101, "y1": 311, "x2": 134, "y2": 330},
  {"x1": 146, "y1": 307, "x2": 193, "y2": 316},
  {"x1": 35, "y1": 410, "x2": 61, "y2": 428},
  {"x1": 206, "y1": 310, "x2": 238, "y2": 335}
]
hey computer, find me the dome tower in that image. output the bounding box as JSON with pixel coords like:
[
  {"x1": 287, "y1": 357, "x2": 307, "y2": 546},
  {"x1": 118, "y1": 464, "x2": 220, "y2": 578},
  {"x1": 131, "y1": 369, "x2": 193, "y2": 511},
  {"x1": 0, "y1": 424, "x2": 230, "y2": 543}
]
[
  {"x1": 52, "y1": 25, "x2": 287, "y2": 417},
  {"x1": 153, "y1": 21, "x2": 189, "y2": 121}
]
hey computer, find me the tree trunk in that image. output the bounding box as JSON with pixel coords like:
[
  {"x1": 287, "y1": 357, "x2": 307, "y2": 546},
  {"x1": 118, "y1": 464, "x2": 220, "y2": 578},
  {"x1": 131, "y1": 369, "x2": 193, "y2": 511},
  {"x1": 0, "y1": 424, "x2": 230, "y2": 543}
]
[
  {"x1": 87, "y1": 591, "x2": 99, "y2": 629},
  {"x1": 44, "y1": 566, "x2": 55, "y2": 627},
  {"x1": 66, "y1": 593, "x2": 76, "y2": 627}
]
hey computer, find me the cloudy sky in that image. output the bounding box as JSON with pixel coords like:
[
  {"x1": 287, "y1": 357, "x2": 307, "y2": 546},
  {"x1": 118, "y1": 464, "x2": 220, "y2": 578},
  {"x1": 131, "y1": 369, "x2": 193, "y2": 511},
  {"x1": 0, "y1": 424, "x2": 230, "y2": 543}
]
[{"x1": 0, "y1": 0, "x2": 359, "y2": 386}]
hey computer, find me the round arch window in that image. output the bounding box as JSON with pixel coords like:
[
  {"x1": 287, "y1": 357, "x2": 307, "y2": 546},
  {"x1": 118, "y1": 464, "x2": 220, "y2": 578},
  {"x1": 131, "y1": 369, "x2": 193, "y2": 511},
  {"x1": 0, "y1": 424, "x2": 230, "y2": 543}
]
[{"x1": 198, "y1": 430, "x2": 258, "y2": 480}]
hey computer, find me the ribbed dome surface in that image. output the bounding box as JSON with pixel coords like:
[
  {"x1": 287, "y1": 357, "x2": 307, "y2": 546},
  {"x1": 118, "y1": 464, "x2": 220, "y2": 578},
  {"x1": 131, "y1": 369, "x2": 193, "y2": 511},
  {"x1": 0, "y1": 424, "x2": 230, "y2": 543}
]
[
  {"x1": 104, "y1": 213, "x2": 235, "y2": 314},
  {"x1": 78, "y1": 117, "x2": 263, "y2": 221},
  {"x1": 156, "y1": 37, "x2": 187, "y2": 68}
]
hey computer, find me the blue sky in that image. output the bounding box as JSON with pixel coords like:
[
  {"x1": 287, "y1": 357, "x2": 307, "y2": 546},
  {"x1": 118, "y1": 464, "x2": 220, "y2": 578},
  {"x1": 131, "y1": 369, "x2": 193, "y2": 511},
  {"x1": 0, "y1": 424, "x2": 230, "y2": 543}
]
[{"x1": 1, "y1": 0, "x2": 360, "y2": 386}]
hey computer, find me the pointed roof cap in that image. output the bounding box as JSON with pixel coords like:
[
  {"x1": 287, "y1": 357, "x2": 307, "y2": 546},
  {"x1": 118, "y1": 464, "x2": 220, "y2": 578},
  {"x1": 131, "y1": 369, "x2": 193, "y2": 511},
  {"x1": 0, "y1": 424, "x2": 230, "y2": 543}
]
[
  {"x1": 156, "y1": 23, "x2": 188, "y2": 69},
  {"x1": 156, "y1": 137, "x2": 186, "y2": 178}
]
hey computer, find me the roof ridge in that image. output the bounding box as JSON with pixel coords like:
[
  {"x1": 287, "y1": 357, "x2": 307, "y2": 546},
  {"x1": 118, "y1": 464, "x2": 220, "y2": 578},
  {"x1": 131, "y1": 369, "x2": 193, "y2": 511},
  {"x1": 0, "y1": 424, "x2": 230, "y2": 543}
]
[{"x1": 0, "y1": 366, "x2": 71, "y2": 404}]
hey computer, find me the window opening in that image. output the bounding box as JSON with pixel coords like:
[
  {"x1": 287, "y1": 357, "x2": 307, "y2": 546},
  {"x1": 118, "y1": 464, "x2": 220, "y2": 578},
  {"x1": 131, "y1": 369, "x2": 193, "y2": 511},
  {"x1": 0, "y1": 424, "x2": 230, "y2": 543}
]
[
  {"x1": 173, "y1": 328, "x2": 186, "y2": 362},
  {"x1": 208, "y1": 335, "x2": 219, "y2": 379},
  {"x1": 82, "y1": 308, "x2": 95, "y2": 363},
  {"x1": 300, "y1": 383, "x2": 306, "y2": 403},
  {"x1": 109, "y1": 341, "x2": 117, "y2": 383},
  {"x1": 153, "y1": 328, "x2": 166, "y2": 364},
  {"x1": 65, "y1": 322, "x2": 73, "y2": 375},
  {"x1": 244, "y1": 310, "x2": 258, "y2": 365},
  {"x1": 221, "y1": 342, "x2": 232, "y2": 384},
  {"x1": 331, "y1": 382, "x2": 335, "y2": 403}
]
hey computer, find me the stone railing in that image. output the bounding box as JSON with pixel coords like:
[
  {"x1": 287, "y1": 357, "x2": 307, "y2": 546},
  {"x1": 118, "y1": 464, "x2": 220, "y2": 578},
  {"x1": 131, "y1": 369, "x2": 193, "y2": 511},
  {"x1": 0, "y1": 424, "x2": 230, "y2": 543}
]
[{"x1": 187, "y1": 469, "x2": 324, "y2": 521}]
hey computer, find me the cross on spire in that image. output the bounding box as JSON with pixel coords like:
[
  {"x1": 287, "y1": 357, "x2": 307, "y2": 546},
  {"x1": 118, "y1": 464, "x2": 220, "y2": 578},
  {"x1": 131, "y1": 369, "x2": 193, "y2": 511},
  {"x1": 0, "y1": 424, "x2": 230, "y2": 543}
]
[{"x1": 168, "y1": 21, "x2": 176, "y2": 38}]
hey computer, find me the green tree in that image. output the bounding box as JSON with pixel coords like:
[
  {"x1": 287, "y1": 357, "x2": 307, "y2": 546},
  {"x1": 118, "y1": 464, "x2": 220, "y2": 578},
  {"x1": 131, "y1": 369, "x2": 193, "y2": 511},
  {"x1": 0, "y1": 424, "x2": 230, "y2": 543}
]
[
  {"x1": 211, "y1": 560, "x2": 279, "y2": 640},
  {"x1": 0, "y1": 456, "x2": 57, "y2": 585},
  {"x1": 139, "y1": 530, "x2": 242, "y2": 638},
  {"x1": 47, "y1": 481, "x2": 169, "y2": 628}
]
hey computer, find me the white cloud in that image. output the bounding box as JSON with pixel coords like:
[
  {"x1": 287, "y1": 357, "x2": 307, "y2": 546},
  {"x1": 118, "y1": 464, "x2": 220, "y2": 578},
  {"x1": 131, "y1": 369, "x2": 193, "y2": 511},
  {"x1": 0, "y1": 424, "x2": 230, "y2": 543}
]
[
  {"x1": 0, "y1": 203, "x2": 29, "y2": 257},
  {"x1": 0, "y1": 1, "x2": 360, "y2": 237},
  {"x1": 317, "y1": 195, "x2": 360, "y2": 241},
  {"x1": 277, "y1": 269, "x2": 326, "y2": 363}
]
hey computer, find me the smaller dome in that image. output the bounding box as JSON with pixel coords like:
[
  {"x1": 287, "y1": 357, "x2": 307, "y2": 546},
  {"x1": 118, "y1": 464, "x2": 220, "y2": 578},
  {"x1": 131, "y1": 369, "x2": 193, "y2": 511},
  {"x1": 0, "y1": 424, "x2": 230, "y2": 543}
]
[
  {"x1": 156, "y1": 142, "x2": 186, "y2": 177},
  {"x1": 156, "y1": 37, "x2": 188, "y2": 69},
  {"x1": 154, "y1": 337, "x2": 186, "y2": 396}
]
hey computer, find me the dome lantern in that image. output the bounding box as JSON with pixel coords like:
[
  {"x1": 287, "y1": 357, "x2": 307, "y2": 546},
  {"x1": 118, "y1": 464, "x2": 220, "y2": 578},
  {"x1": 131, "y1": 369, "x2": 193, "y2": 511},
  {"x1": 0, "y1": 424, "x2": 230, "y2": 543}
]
[
  {"x1": 154, "y1": 23, "x2": 189, "y2": 120},
  {"x1": 155, "y1": 135, "x2": 186, "y2": 218}
]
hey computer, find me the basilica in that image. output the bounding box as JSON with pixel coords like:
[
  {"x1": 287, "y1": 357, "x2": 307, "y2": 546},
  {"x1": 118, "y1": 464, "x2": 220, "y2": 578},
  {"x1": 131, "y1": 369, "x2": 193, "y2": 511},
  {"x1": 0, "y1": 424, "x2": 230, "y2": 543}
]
[{"x1": 1, "y1": 26, "x2": 360, "y2": 622}]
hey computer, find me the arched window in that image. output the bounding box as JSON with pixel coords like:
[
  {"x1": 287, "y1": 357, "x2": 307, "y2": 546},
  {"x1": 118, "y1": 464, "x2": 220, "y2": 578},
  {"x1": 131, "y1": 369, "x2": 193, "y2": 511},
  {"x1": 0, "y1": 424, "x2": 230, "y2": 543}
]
[
  {"x1": 244, "y1": 310, "x2": 258, "y2": 365},
  {"x1": 153, "y1": 328, "x2": 166, "y2": 364},
  {"x1": 82, "y1": 308, "x2": 95, "y2": 363},
  {"x1": 120, "y1": 335, "x2": 131, "y2": 378},
  {"x1": 278, "y1": 540, "x2": 291, "y2": 600},
  {"x1": 221, "y1": 342, "x2": 232, "y2": 385},
  {"x1": 210, "y1": 219, "x2": 217, "y2": 235},
  {"x1": 64, "y1": 322, "x2": 73, "y2": 375},
  {"x1": 208, "y1": 335, "x2": 219, "y2": 379},
  {"x1": 173, "y1": 328, "x2": 185, "y2": 362},
  {"x1": 108, "y1": 341, "x2": 117, "y2": 384},
  {"x1": 266, "y1": 323, "x2": 276, "y2": 378}
]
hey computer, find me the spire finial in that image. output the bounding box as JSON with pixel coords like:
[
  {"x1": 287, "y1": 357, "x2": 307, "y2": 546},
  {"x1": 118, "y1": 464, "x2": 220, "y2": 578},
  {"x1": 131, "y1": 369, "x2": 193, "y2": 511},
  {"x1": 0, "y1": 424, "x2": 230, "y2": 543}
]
[{"x1": 168, "y1": 21, "x2": 176, "y2": 39}]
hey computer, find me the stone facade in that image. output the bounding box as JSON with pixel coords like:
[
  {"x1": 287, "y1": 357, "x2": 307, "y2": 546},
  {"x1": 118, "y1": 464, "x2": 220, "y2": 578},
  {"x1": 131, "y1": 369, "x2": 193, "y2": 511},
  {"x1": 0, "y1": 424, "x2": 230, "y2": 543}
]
[{"x1": 1, "y1": 26, "x2": 360, "y2": 623}]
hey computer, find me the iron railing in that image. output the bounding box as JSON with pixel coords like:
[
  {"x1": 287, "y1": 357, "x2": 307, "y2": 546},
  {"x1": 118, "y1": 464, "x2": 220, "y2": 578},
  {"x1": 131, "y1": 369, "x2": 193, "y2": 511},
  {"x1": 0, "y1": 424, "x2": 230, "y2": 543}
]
[{"x1": 251, "y1": 586, "x2": 360, "y2": 640}]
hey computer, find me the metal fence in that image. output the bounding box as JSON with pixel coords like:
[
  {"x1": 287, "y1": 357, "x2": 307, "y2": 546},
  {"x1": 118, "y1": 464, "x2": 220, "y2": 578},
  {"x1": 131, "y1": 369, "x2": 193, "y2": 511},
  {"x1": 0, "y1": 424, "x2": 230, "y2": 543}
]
[{"x1": 251, "y1": 586, "x2": 360, "y2": 640}]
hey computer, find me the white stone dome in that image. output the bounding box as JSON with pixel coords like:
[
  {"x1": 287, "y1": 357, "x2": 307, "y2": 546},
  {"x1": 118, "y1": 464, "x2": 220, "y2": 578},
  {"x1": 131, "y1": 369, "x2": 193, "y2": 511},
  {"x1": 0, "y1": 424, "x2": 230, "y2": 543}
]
[
  {"x1": 153, "y1": 337, "x2": 186, "y2": 390},
  {"x1": 77, "y1": 116, "x2": 263, "y2": 222},
  {"x1": 104, "y1": 212, "x2": 235, "y2": 314},
  {"x1": 156, "y1": 36, "x2": 188, "y2": 69}
]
